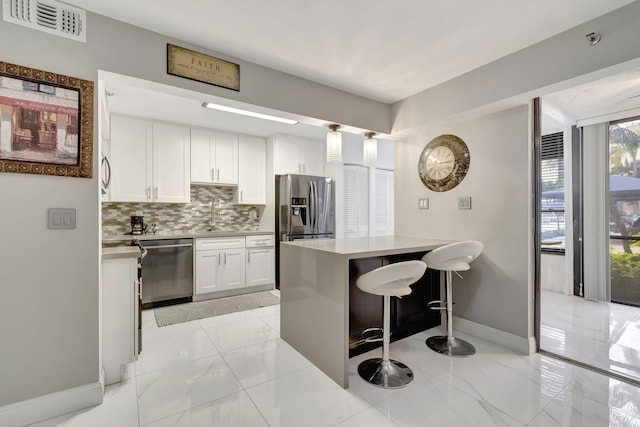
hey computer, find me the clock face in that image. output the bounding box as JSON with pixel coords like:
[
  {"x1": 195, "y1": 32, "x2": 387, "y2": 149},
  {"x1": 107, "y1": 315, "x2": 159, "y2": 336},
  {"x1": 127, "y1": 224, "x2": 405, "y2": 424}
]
[
  {"x1": 425, "y1": 146, "x2": 455, "y2": 180},
  {"x1": 418, "y1": 134, "x2": 470, "y2": 192}
]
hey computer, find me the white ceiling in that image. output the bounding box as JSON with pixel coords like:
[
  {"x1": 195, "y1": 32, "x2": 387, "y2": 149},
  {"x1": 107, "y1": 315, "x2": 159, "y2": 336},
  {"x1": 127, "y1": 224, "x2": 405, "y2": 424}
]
[
  {"x1": 69, "y1": 0, "x2": 634, "y2": 103},
  {"x1": 87, "y1": 1, "x2": 640, "y2": 140}
]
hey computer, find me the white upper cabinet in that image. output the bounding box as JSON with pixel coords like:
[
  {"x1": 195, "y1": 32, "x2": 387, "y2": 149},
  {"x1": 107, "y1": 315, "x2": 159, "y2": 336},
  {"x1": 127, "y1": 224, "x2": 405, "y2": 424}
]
[
  {"x1": 272, "y1": 134, "x2": 324, "y2": 176},
  {"x1": 153, "y1": 122, "x2": 191, "y2": 203},
  {"x1": 110, "y1": 115, "x2": 190, "y2": 203},
  {"x1": 190, "y1": 128, "x2": 238, "y2": 185},
  {"x1": 235, "y1": 135, "x2": 266, "y2": 205}
]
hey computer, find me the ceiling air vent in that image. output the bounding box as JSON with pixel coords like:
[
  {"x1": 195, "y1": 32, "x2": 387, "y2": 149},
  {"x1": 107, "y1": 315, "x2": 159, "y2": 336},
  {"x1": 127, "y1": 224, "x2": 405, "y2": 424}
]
[{"x1": 2, "y1": 0, "x2": 86, "y2": 42}]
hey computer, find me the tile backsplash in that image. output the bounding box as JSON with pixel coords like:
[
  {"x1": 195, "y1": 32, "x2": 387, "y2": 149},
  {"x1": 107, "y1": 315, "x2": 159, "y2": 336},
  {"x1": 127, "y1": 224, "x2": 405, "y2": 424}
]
[{"x1": 102, "y1": 185, "x2": 261, "y2": 236}]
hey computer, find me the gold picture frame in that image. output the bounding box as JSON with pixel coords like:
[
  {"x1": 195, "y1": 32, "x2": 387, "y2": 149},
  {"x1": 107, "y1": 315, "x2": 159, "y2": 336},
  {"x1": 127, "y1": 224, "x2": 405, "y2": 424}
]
[{"x1": 0, "y1": 61, "x2": 93, "y2": 178}]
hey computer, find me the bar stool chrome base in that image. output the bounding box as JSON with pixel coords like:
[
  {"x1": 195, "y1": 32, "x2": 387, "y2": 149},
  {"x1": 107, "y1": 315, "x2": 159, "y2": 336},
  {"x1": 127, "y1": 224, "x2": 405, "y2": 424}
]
[
  {"x1": 357, "y1": 358, "x2": 414, "y2": 389},
  {"x1": 426, "y1": 336, "x2": 476, "y2": 357}
]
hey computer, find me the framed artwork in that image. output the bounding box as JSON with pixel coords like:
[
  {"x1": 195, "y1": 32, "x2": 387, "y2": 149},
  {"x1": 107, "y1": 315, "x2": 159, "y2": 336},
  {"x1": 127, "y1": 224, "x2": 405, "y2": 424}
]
[{"x1": 0, "y1": 61, "x2": 93, "y2": 178}]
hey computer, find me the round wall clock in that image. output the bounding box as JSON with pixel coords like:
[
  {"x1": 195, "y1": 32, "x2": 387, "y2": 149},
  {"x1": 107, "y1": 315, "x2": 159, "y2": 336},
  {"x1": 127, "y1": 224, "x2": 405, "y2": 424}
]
[{"x1": 418, "y1": 134, "x2": 470, "y2": 192}]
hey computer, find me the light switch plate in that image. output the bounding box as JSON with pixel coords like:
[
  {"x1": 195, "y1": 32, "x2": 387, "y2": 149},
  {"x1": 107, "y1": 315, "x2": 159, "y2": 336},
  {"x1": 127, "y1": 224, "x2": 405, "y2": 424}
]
[
  {"x1": 418, "y1": 198, "x2": 429, "y2": 209},
  {"x1": 458, "y1": 196, "x2": 471, "y2": 210},
  {"x1": 48, "y1": 208, "x2": 76, "y2": 229}
]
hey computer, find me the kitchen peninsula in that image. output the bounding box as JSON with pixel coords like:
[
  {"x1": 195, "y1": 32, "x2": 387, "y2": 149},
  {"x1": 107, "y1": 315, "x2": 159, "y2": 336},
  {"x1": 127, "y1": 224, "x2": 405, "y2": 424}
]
[{"x1": 279, "y1": 236, "x2": 453, "y2": 388}]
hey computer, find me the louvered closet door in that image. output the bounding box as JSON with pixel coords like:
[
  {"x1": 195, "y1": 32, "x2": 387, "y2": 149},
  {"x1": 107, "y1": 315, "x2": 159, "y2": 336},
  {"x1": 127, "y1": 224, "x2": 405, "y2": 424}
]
[
  {"x1": 343, "y1": 165, "x2": 369, "y2": 238},
  {"x1": 375, "y1": 169, "x2": 394, "y2": 236}
]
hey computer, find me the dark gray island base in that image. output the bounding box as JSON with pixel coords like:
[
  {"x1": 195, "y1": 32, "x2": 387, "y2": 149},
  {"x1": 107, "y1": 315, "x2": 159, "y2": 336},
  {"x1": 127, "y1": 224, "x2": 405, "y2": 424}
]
[{"x1": 279, "y1": 236, "x2": 452, "y2": 388}]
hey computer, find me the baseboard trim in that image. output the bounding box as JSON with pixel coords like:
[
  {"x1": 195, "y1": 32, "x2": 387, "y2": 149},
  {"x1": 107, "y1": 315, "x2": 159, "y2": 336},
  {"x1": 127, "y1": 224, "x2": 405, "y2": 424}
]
[
  {"x1": 0, "y1": 381, "x2": 103, "y2": 427},
  {"x1": 453, "y1": 316, "x2": 535, "y2": 355}
]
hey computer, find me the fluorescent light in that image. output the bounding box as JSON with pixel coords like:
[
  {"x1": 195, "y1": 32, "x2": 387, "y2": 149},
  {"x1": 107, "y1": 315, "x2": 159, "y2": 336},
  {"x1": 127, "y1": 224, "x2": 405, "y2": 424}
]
[{"x1": 202, "y1": 102, "x2": 298, "y2": 124}]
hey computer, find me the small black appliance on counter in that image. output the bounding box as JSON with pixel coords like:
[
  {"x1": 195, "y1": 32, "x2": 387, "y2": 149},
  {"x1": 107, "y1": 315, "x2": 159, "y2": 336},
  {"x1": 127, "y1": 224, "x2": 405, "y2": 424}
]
[{"x1": 130, "y1": 215, "x2": 144, "y2": 235}]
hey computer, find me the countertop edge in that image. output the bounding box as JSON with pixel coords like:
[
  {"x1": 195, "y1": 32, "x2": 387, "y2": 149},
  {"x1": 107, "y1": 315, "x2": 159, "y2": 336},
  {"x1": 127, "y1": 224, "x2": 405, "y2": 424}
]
[
  {"x1": 102, "y1": 230, "x2": 275, "y2": 242},
  {"x1": 102, "y1": 246, "x2": 142, "y2": 260}
]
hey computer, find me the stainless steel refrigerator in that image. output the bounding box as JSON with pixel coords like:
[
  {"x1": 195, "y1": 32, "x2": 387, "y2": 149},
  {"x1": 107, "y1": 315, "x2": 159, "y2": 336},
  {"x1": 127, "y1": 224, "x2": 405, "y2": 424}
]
[{"x1": 275, "y1": 174, "x2": 335, "y2": 287}]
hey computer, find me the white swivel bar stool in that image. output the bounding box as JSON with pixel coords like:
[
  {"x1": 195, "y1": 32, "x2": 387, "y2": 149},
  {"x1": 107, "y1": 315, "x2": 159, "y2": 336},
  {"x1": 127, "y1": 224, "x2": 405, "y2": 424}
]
[
  {"x1": 355, "y1": 260, "x2": 427, "y2": 388},
  {"x1": 422, "y1": 241, "x2": 483, "y2": 357}
]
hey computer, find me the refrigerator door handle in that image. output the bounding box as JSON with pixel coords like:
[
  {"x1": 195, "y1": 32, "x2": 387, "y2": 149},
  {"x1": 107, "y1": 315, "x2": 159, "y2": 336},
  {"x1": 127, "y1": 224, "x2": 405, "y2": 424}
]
[{"x1": 312, "y1": 180, "x2": 318, "y2": 233}]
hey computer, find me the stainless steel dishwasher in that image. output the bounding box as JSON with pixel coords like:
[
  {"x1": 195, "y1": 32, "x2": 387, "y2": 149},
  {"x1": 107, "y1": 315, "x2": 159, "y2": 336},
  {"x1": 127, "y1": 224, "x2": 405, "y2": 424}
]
[{"x1": 139, "y1": 239, "x2": 193, "y2": 308}]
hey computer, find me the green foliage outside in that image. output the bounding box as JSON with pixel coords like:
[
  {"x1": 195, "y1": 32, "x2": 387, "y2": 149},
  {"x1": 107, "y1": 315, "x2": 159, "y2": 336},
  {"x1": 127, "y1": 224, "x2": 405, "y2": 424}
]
[{"x1": 610, "y1": 250, "x2": 640, "y2": 281}]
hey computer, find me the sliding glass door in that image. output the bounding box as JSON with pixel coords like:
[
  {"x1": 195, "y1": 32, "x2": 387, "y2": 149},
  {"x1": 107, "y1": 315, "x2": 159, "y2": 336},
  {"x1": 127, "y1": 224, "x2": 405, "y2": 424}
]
[{"x1": 609, "y1": 117, "x2": 640, "y2": 307}]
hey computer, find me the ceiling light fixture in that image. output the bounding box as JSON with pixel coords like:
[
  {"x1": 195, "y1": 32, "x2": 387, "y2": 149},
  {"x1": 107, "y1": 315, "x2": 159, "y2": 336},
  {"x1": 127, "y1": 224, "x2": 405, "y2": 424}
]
[
  {"x1": 326, "y1": 124, "x2": 343, "y2": 162},
  {"x1": 363, "y1": 132, "x2": 378, "y2": 167},
  {"x1": 201, "y1": 102, "x2": 298, "y2": 125}
]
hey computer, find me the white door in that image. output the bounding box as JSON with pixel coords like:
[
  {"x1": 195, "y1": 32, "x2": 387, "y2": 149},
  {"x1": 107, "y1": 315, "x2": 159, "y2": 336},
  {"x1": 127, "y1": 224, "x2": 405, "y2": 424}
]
[
  {"x1": 237, "y1": 135, "x2": 266, "y2": 204},
  {"x1": 246, "y1": 247, "x2": 274, "y2": 287},
  {"x1": 110, "y1": 115, "x2": 152, "y2": 202},
  {"x1": 343, "y1": 165, "x2": 369, "y2": 238},
  {"x1": 153, "y1": 122, "x2": 191, "y2": 203},
  {"x1": 214, "y1": 132, "x2": 238, "y2": 185},
  {"x1": 190, "y1": 128, "x2": 213, "y2": 183},
  {"x1": 374, "y1": 169, "x2": 394, "y2": 236},
  {"x1": 221, "y1": 248, "x2": 246, "y2": 290},
  {"x1": 195, "y1": 250, "x2": 221, "y2": 294}
]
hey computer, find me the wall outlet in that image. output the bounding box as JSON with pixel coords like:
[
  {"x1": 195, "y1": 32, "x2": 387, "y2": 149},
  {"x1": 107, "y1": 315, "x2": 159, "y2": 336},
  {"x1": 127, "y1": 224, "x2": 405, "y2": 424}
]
[
  {"x1": 458, "y1": 196, "x2": 471, "y2": 210},
  {"x1": 418, "y1": 198, "x2": 429, "y2": 209}
]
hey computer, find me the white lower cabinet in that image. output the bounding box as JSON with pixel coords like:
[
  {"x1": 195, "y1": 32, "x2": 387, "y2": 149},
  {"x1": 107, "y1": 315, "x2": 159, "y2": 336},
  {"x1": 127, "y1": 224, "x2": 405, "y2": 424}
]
[
  {"x1": 246, "y1": 235, "x2": 275, "y2": 287},
  {"x1": 102, "y1": 256, "x2": 139, "y2": 386},
  {"x1": 195, "y1": 237, "x2": 246, "y2": 296},
  {"x1": 195, "y1": 235, "x2": 275, "y2": 299}
]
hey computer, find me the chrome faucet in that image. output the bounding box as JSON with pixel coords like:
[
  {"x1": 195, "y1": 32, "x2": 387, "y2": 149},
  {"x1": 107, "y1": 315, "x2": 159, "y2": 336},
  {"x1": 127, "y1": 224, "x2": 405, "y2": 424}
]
[{"x1": 209, "y1": 200, "x2": 220, "y2": 230}]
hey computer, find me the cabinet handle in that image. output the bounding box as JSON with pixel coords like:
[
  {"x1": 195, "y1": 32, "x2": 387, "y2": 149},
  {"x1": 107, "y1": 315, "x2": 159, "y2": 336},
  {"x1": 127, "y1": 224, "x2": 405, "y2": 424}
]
[
  {"x1": 218, "y1": 252, "x2": 221, "y2": 266},
  {"x1": 211, "y1": 168, "x2": 215, "y2": 181},
  {"x1": 217, "y1": 168, "x2": 220, "y2": 182},
  {"x1": 248, "y1": 250, "x2": 250, "y2": 263},
  {"x1": 146, "y1": 186, "x2": 151, "y2": 200},
  {"x1": 240, "y1": 190, "x2": 243, "y2": 203},
  {"x1": 224, "y1": 251, "x2": 227, "y2": 265},
  {"x1": 154, "y1": 186, "x2": 158, "y2": 199},
  {"x1": 303, "y1": 164, "x2": 305, "y2": 174}
]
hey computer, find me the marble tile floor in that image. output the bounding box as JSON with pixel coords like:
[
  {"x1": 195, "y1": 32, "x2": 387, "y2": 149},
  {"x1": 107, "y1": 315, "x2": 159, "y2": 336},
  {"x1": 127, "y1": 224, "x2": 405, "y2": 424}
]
[
  {"x1": 29, "y1": 303, "x2": 640, "y2": 427},
  {"x1": 541, "y1": 290, "x2": 640, "y2": 383}
]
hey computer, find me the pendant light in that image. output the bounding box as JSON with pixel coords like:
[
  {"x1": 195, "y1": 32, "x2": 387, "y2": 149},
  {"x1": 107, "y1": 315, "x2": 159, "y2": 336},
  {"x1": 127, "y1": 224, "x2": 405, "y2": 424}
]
[
  {"x1": 363, "y1": 132, "x2": 377, "y2": 167},
  {"x1": 326, "y1": 124, "x2": 343, "y2": 162}
]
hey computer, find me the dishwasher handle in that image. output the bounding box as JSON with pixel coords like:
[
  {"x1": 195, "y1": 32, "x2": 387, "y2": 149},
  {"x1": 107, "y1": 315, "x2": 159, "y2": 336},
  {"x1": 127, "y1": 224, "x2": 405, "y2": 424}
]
[{"x1": 143, "y1": 243, "x2": 193, "y2": 250}]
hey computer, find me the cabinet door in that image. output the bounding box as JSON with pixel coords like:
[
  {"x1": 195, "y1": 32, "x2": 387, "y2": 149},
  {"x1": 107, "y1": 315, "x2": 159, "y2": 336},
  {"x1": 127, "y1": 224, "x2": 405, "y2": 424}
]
[
  {"x1": 246, "y1": 247, "x2": 274, "y2": 287},
  {"x1": 102, "y1": 257, "x2": 137, "y2": 385},
  {"x1": 221, "y1": 248, "x2": 246, "y2": 290},
  {"x1": 237, "y1": 135, "x2": 266, "y2": 204},
  {"x1": 110, "y1": 115, "x2": 152, "y2": 202},
  {"x1": 153, "y1": 122, "x2": 191, "y2": 203},
  {"x1": 303, "y1": 139, "x2": 325, "y2": 176},
  {"x1": 195, "y1": 250, "x2": 221, "y2": 294},
  {"x1": 190, "y1": 128, "x2": 213, "y2": 183},
  {"x1": 214, "y1": 132, "x2": 239, "y2": 185},
  {"x1": 273, "y1": 135, "x2": 303, "y2": 175}
]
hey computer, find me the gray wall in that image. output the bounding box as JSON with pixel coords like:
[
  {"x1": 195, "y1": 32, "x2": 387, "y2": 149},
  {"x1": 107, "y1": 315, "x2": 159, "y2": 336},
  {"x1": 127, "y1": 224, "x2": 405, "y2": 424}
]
[
  {"x1": 0, "y1": 12, "x2": 388, "y2": 406},
  {"x1": 395, "y1": 106, "x2": 531, "y2": 338}
]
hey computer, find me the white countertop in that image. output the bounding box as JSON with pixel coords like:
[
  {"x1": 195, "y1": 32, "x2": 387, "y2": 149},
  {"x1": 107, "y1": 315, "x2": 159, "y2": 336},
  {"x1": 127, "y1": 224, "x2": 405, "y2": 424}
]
[
  {"x1": 102, "y1": 230, "x2": 274, "y2": 243},
  {"x1": 101, "y1": 246, "x2": 142, "y2": 260},
  {"x1": 281, "y1": 236, "x2": 454, "y2": 258}
]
